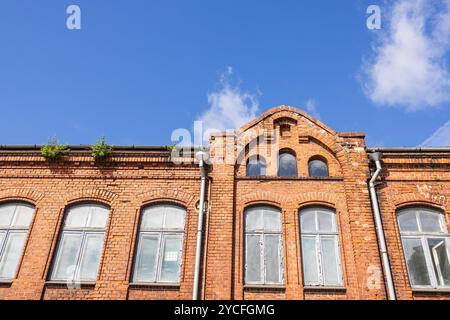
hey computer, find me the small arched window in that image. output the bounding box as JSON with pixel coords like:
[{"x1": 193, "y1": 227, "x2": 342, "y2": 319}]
[
  {"x1": 278, "y1": 150, "x2": 298, "y2": 177},
  {"x1": 133, "y1": 204, "x2": 186, "y2": 284},
  {"x1": 0, "y1": 202, "x2": 35, "y2": 280},
  {"x1": 246, "y1": 156, "x2": 266, "y2": 177},
  {"x1": 50, "y1": 203, "x2": 109, "y2": 282},
  {"x1": 245, "y1": 206, "x2": 284, "y2": 285},
  {"x1": 397, "y1": 207, "x2": 450, "y2": 289},
  {"x1": 299, "y1": 207, "x2": 343, "y2": 286},
  {"x1": 308, "y1": 157, "x2": 329, "y2": 178}
]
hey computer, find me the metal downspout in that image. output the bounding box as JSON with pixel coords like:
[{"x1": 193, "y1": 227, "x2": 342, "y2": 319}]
[
  {"x1": 193, "y1": 151, "x2": 208, "y2": 300},
  {"x1": 368, "y1": 152, "x2": 396, "y2": 300}
]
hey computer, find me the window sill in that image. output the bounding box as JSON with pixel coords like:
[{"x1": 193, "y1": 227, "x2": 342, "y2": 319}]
[
  {"x1": 244, "y1": 284, "x2": 286, "y2": 292},
  {"x1": 238, "y1": 176, "x2": 344, "y2": 181},
  {"x1": 412, "y1": 288, "x2": 450, "y2": 295},
  {"x1": 129, "y1": 282, "x2": 180, "y2": 290},
  {"x1": 0, "y1": 280, "x2": 13, "y2": 288},
  {"x1": 303, "y1": 286, "x2": 347, "y2": 293},
  {"x1": 45, "y1": 280, "x2": 96, "y2": 289}
]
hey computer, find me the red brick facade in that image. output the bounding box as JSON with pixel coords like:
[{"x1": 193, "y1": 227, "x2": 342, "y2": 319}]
[{"x1": 0, "y1": 106, "x2": 448, "y2": 300}]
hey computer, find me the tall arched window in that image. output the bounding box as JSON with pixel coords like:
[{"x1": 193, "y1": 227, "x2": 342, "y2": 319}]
[
  {"x1": 50, "y1": 203, "x2": 109, "y2": 282},
  {"x1": 299, "y1": 207, "x2": 343, "y2": 286},
  {"x1": 133, "y1": 204, "x2": 186, "y2": 283},
  {"x1": 278, "y1": 150, "x2": 297, "y2": 177},
  {"x1": 0, "y1": 202, "x2": 35, "y2": 280},
  {"x1": 308, "y1": 157, "x2": 329, "y2": 177},
  {"x1": 397, "y1": 207, "x2": 450, "y2": 289},
  {"x1": 246, "y1": 156, "x2": 266, "y2": 177},
  {"x1": 245, "y1": 206, "x2": 284, "y2": 285}
]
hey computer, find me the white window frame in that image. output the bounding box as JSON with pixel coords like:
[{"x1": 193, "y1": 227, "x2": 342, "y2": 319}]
[
  {"x1": 398, "y1": 207, "x2": 450, "y2": 290},
  {"x1": 299, "y1": 207, "x2": 344, "y2": 287},
  {"x1": 0, "y1": 202, "x2": 35, "y2": 281},
  {"x1": 244, "y1": 206, "x2": 284, "y2": 286},
  {"x1": 132, "y1": 204, "x2": 186, "y2": 284},
  {"x1": 50, "y1": 203, "x2": 109, "y2": 282}
]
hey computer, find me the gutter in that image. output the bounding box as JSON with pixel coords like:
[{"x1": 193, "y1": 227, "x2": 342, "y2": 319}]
[
  {"x1": 367, "y1": 147, "x2": 450, "y2": 153},
  {"x1": 192, "y1": 150, "x2": 209, "y2": 300},
  {"x1": 368, "y1": 152, "x2": 396, "y2": 300}
]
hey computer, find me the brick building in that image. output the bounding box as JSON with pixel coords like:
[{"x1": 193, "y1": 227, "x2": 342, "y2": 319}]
[{"x1": 0, "y1": 105, "x2": 449, "y2": 300}]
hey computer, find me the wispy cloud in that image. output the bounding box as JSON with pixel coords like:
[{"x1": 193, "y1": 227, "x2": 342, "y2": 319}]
[
  {"x1": 422, "y1": 120, "x2": 450, "y2": 146},
  {"x1": 196, "y1": 67, "x2": 259, "y2": 137},
  {"x1": 363, "y1": 0, "x2": 450, "y2": 110},
  {"x1": 305, "y1": 98, "x2": 321, "y2": 119}
]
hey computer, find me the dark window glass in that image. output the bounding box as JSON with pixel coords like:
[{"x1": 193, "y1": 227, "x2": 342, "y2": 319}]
[
  {"x1": 246, "y1": 156, "x2": 266, "y2": 177},
  {"x1": 278, "y1": 152, "x2": 297, "y2": 177},
  {"x1": 309, "y1": 159, "x2": 329, "y2": 177}
]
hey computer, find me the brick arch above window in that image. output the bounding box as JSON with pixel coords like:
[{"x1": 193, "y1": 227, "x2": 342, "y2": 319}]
[
  {"x1": 393, "y1": 192, "x2": 449, "y2": 210},
  {"x1": 136, "y1": 189, "x2": 196, "y2": 208},
  {"x1": 241, "y1": 191, "x2": 289, "y2": 207},
  {"x1": 0, "y1": 188, "x2": 44, "y2": 204},
  {"x1": 294, "y1": 192, "x2": 339, "y2": 208},
  {"x1": 63, "y1": 188, "x2": 119, "y2": 206}
]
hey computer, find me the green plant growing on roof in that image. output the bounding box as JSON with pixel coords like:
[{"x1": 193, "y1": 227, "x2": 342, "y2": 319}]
[
  {"x1": 90, "y1": 137, "x2": 113, "y2": 161},
  {"x1": 41, "y1": 138, "x2": 69, "y2": 161}
]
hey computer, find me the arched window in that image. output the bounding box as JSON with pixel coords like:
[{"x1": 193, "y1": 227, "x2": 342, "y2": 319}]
[
  {"x1": 299, "y1": 207, "x2": 343, "y2": 286},
  {"x1": 308, "y1": 157, "x2": 329, "y2": 177},
  {"x1": 246, "y1": 156, "x2": 266, "y2": 177},
  {"x1": 0, "y1": 202, "x2": 35, "y2": 280},
  {"x1": 397, "y1": 207, "x2": 450, "y2": 289},
  {"x1": 278, "y1": 150, "x2": 297, "y2": 177},
  {"x1": 244, "y1": 206, "x2": 284, "y2": 285},
  {"x1": 50, "y1": 203, "x2": 109, "y2": 282},
  {"x1": 133, "y1": 204, "x2": 186, "y2": 283}
]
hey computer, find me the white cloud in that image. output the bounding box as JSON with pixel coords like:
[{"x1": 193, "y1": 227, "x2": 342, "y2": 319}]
[
  {"x1": 422, "y1": 120, "x2": 450, "y2": 146},
  {"x1": 196, "y1": 67, "x2": 259, "y2": 139},
  {"x1": 305, "y1": 99, "x2": 321, "y2": 119},
  {"x1": 363, "y1": 0, "x2": 450, "y2": 110}
]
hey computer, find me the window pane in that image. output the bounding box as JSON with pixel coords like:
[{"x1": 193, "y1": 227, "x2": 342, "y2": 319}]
[
  {"x1": 398, "y1": 210, "x2": 419, "y2": 232},
  {"x1": 302, "y1": 236, "x2": 319, "y2": 285},
  {"x1": 133, "y1": 234, "x2": 159, "y2": 282},
  {"x1": 264, "y1": 235, "x2": 282, "y2": 283},
  {"x1": 246, "y1": 157, "x2": 266, "y2": 177},
  {"x1": 263, "y1": 208, "x2": 281, "y2": 232},
  {"x1": 278, "y1": 152, "x2": 297, "y2": 177},
  {"x1": 246, "y1": 235, "x2": 262, "y2": 283},
  {"x1": 428, "y1": 238, "x2": 450, "y2": 286},
  {"x1": 309, "y1": 159, "x2": 329, "y2": 178},
  {"x1": 141, "y1": 207, "x2": 164, "y2": 230},
  {"x1": 0, "y1": 203, "x2": 15, "y2": 227},
  {"x1": 52, "y1": 233, "x2": 83, "y2": 280},
  {"x1": 88, "y1": 205, "x2": 109, "y2": 228},
  {"x1": 0, "y1": 232, "x2": 27, "y2": 279},
  {"x1": 78, "y1": 234, "x2": 104, "y2": 281},
  {"x1": 0, "y1": 232, "x2": 5, "y2": 253},
  {"x1": 11, "y1": 204, "x2": 34, "y2": 228},
  {"x1": 300, "y1": 210, "x2": 316, "y2": 232},
  {"x1": 65, "y1": 206, "x2": 89, "y2": 228},
  {"x1": 245, "y1": 209, "x2": 263, "y2": 232},
  {"x1": 318, "y1": 211, "x2": 334, "y2": 232},
  {"x1": 164, "y1": 206, "x2": 185, "y2": 230},
  {"x1": 402, "y1": 238, "x2": 431, "y2": 287},
  {"x1": 321, "y1": 236, "x2": 341, "y2": 285},
  {"x1": 159, "y1": 235, "x2": 183, "y2": 282},
  {"x1": 420, "y1": 211, "x2": 443, "y2": 233}
]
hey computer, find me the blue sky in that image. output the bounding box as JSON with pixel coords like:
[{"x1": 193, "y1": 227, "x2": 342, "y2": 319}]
[{"x1": 0, "y1": 0, "x2": 449, "y2": 146}]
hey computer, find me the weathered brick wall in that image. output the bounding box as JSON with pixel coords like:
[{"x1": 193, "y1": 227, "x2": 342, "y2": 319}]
[
  {"x1": 375, "y1": 153, "x2": 450, "y2": 300},
  {"x1": 0, "y1": 106, "x2": 448, "y2": 300},
  {"x1": 0, "y1": 151, "x2": 201, "y2": 300}
]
